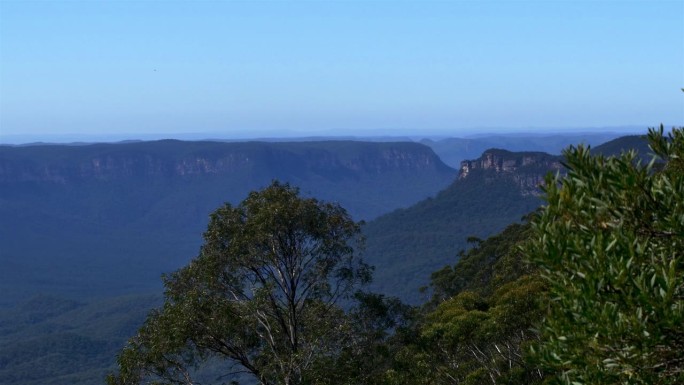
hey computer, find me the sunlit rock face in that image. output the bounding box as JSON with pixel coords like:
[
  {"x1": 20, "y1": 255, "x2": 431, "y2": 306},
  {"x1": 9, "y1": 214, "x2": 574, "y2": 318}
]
[{"x1": 459, "y1": 149, "x2": 563, "y2": 195}]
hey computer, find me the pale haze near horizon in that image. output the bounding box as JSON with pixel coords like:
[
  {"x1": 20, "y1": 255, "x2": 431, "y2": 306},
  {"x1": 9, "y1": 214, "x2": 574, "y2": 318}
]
[{"x1": 0, "y1": 0, "x2": 682, "y2": 143}]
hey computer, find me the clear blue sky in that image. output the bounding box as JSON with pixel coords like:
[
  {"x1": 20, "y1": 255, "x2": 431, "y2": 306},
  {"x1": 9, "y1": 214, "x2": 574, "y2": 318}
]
[{"x1": 1, "y1": 0, "x2": 682, "y2": 141}]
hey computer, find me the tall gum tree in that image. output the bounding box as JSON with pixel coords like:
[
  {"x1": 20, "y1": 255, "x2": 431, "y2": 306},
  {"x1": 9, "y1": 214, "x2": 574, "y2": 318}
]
[{"x1": 107, "y1": 181, "x2": 371, "y2": 385}]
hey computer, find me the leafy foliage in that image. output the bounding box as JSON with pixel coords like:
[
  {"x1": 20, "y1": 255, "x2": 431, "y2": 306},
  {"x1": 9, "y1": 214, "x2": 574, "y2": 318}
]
[
  {"x1": 108, "y1": 182, "x2": 373, "y2": 385},
  {"x1": 305, "y1": 292, "x2": 413, "y2": 385},
  {"x1": 528, "y1": 126, "x2": 684, "y2": 384}
]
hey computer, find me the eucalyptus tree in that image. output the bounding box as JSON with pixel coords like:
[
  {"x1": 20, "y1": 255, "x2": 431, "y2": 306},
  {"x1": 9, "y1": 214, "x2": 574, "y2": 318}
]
[{"x1": 108, "y1": 181, "x2": 371, "y2": 385}]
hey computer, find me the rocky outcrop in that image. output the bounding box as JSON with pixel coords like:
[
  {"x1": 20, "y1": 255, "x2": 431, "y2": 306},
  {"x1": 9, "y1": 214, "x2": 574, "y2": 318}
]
[{"x1": 459, "y1": 149, "x2": 563, "y2": 195}]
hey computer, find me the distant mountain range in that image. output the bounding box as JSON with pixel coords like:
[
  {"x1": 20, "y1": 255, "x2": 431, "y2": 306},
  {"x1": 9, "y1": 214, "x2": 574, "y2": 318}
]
[
  {"x1": 420, "y1": 132, "x2": 632, "y2": 168},
  {"x1": 0, "y1": 139, "x2": 455, "y2": 221},
  {"x1": 0, "y1": 140, "x2": 456, "y2": 305}
]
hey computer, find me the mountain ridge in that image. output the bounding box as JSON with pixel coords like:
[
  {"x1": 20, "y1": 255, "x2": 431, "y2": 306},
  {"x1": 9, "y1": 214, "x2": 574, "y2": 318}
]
[
  {"x1": 363, "y1": 149, "x2": 562, "y2": 303},
  {"x1": 0, "y1": 140, "x2": 453, "y2": 184},
  {"x1": 458, "y1": 148, "x2": 562, "y2": 196},
  {"x1": 0, "y1": 140, "x2": 457, "y2": 306}
]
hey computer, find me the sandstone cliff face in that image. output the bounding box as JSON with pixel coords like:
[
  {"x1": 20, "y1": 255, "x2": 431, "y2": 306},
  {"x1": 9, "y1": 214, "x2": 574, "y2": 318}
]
[
  {"x1": 0, "y1": 141, "x2": 453, "y2": 184},
  {"x1": 459, "y1": 149, "x2": 563, "y2": 195},
  {"x1": 0, "y1": 140, "x2": 459, "y2": 223}
]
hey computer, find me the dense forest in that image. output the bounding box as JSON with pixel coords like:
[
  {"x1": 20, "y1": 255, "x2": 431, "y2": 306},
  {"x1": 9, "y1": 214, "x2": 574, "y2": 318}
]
[{"x1": 106, "y1": 126, "x2": 683, "y2": 384}]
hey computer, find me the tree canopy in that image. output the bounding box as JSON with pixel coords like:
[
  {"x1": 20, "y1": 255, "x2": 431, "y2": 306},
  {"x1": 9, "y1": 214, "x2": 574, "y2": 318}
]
[
  {"x1": 107, "y1": 181, "x2": 371, "y2": 385},
  {"x1": 381, "y1": 221, "x2": 547, "y2": 385}
]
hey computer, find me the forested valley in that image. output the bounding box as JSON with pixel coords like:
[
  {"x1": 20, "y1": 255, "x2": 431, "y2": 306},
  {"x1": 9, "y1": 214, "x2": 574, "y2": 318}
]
[{"x1": 0, "y1": 128, "x2": 681, "y2": 384}]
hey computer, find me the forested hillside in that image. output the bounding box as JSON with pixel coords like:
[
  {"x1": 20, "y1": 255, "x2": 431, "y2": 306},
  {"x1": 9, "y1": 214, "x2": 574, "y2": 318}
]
[
  {"x1": 363, "y1": 149, "x2": 561, "y2": 302},
  {"x1": 0, "y1": 294, "x2": 161, "y2": 385},
  {"x1": 383, "y1": 220, "x2": 547, "y2": 384},
  {"x1": 591, "y1": 134, "x2": 650, "y2": 157}
]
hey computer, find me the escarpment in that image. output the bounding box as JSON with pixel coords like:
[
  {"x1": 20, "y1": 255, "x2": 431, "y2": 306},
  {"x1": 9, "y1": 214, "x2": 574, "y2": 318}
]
[{"x1": 459, "y1": 149, "x2": 563, "y2": 195}]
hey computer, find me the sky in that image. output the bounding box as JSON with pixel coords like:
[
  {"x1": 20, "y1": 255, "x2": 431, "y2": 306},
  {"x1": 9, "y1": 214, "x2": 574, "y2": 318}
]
[{"x1": 0, "y1": 0, "x2": 683, "y2": 142}]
